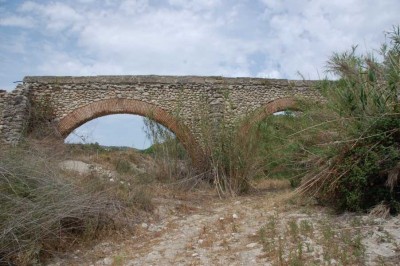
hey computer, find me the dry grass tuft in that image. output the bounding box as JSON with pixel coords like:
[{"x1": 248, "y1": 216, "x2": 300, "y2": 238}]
[
  {"x1": 0, "y1": 144, "x2": 152, "y2": 265},
  {"x1": 369, "y1": 203, "x2": 391, "y2": 219}
]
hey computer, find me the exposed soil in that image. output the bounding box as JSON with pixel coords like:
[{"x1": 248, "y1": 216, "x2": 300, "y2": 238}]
[{"x1": 47, "y1": 182, "x2": 400, "y2": 266}]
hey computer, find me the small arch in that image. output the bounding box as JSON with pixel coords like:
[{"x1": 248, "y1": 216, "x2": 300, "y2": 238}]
[
  {"x1": 240, "y1": 97, "x2": 300, "y2": 134},
  {"x1": 57, "y1": 98, "x2": 205, "y2": 168}
]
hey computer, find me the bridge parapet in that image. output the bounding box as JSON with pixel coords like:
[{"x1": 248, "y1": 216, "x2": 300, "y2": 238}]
[{"x1": 23, "y1": 75, "x2": 317, "y2": 86}]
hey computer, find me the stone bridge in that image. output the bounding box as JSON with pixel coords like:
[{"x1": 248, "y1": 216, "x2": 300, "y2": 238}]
[{"x1": 0, "y1": 75, "x2": 322, "y2": 166}]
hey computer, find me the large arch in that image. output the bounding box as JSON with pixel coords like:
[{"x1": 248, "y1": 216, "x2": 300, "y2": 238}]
[
  {"x1": 240, "y1": 97, "x2": 299, "y2": 134},
  {"x1": 57, "y1": 98, "x2": 205, "y2": 168}
]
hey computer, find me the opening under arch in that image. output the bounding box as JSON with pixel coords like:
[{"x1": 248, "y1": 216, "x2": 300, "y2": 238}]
[
  {"x1": 240, "y1": 97, "x2": 300, "y2": 134},
  {"x1": 57, "y1": 98, "x2": 205, "y2": 168},
  {"x1": 65, "y1": 114, "x2": 151, "y2": 148}
]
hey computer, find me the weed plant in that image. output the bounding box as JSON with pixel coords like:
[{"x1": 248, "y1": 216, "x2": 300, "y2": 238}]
[
  {"x1": 258, "y1": 214, "x2": 365, "y2": 265},
  {"x1": 190, "y1": 93, "x2": 271, "y2": 196},
  {"x1": 26, "y1": 94, "x2": 58, "y2": 139},
  {"x1": 0, "y1": 144, "x2": 148, "y2": 265},
  {"x1": 142, "y1": 117, "x2": 193, "y2": 183},
  {"x1": 207, "y1": 121, "x2": 265, "y2": 195}
]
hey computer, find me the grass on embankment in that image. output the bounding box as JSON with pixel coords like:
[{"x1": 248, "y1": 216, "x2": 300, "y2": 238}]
[{"x1": 0, "y1": 143, "x2": 154, "y2": 265}]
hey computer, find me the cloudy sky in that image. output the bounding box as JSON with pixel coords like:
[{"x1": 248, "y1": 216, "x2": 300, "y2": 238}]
[{"x1": 1, "y1": 0, "x2": 399, "y2": 148}]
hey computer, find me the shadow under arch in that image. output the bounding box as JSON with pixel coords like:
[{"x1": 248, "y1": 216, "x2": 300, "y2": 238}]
[
  {"x1": 239, "y1": 97, "x2": 300, "y2": 135},
  {"x1": 57, "y1": 98, "x2": 205, "y2": 168}
]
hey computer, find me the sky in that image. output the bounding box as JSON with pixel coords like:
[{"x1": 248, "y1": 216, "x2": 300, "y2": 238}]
[{"x1": 1, "y1": 0, "x2": 399, "y2": 148}]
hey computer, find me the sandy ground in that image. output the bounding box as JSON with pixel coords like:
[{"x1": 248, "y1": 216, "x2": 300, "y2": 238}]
[{"x1": 47, "y1": 185, "x2": 400, "y2": 266}]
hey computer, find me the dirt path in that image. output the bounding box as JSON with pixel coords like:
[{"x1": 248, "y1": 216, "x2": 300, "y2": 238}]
[{"x1": 48, "y1": 189, "x2": 400, "y2": 266}]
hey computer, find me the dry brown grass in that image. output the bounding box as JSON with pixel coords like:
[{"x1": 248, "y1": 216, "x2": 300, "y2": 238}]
[
  {"x1": 0, "y1": 143, "x2": 156, "y2": 265},
  {"x1": 251, "y1": 178, "x2": 292, "y2": 192}
]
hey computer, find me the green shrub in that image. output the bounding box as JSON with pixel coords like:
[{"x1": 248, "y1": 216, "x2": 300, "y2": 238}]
[
  {"x1": 114, "y1": 158, "x2": 132, "y2": 174},
  {"x1": 329, "y1": 116, "x2": 400, "y2": 213},
  {"x1": 297, "y1": 26, "x2": 400, "y2": 213},
  {"x1": 26, "y1": 95, "x2": 58, "y2": 139}
]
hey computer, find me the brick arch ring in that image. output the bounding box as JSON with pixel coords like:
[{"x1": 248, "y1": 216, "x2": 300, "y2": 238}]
[
  {"x1": 239, "y1": 97, "x2": 300, "y2": 135},
  {"x1": 56, "y1": 98, "x2": 205, "y2": 168}
]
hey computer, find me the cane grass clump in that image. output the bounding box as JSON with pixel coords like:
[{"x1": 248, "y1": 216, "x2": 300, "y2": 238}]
[{"x1": 297, "y1": 26, "x2": 400, "y2": 213}]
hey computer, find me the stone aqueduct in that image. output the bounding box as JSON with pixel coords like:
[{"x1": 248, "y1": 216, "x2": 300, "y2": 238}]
[{"x1": 0, "y1": 75, "x2": 321, "y2": 165}]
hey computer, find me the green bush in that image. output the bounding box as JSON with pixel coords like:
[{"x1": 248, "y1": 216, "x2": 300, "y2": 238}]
[
  {"x1": 114, "y1": 158, "x2": 132, "y2": 174},
  {"x1": 331, "y1": 116, "x2": 400, "y2": 213},
  {"x1": 297, "y1": 26, "x2": 400, "y2": 213},
  {"x1": 26, "y1": 95, "x2": 58, "y2": 139}
]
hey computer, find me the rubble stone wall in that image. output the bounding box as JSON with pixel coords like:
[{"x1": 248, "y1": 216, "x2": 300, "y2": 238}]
[
  {"x1": 0, "y1": 85, "x2": 30, "y2": 144},
  {"x1": 1, "y1": 75, "x2": 323, "y2": 163}
]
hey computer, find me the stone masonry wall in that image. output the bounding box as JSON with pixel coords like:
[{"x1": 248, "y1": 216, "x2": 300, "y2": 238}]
[
  {"x1": 1, "y1": 75, "x2": 323, "y2": 160},
  {"x1": 0, "y1": 84, "x2": 30, "y2": 144},
  {"x1": 0, "y1": 90, "x2": 6, "y2": 137},
  {"x1": 23, "y1": 76, "x2": 322, "y2": 137}
]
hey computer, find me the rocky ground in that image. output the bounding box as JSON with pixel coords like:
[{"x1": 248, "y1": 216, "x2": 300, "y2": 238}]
[{"x1": 46, "y1": 168, "x2": 400, "y2": 266}]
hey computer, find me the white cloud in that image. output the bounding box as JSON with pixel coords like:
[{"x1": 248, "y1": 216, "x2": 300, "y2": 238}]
[
  {"x1": 1, "y1": 0, "x2": 400, "y2": 146},
  {"x1": 73, "y1": 7, "x2": 257, "y2": 76},
  {"x1": 1, "y1": 0, "x2": 262, "y2": 79},
  {"x1": 168, "y1": 0, "x2": 222, "y2": 11},
  {"x1": 119, "y1": 0, "x2": 149, "y2": 14},
  {"x1": 256, "y1": 0, "x2": 400, "y2": 78},
  {"x1": 19, "y1": 1, "x2": 84, "y2": 31},
  {"x1": 0, "y1": 0, "x2": 398, "y2": 86},
  {"x1": 0, "y1": 15, "x2": 35, "y2": 28},
  {"x1": 0, "y1": 0, "x2": 398, "y2": 87}
]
